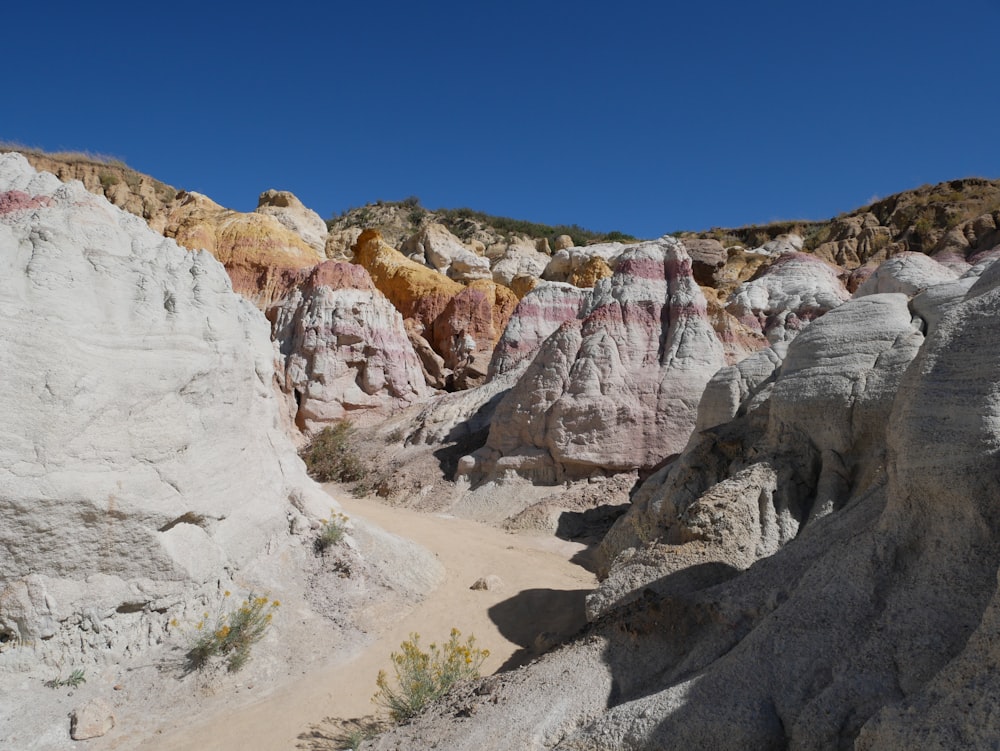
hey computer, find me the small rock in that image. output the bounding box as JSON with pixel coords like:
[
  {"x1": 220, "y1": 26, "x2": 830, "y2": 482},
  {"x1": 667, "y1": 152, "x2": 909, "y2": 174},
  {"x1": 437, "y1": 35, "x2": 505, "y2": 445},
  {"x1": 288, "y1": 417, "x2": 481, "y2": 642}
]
[
  {"x1": 70, "y1": 698, "x2": 115, "y2": 740},
  {"x1": 470, "y1": 575, "x2": 504, "y2": 591}
]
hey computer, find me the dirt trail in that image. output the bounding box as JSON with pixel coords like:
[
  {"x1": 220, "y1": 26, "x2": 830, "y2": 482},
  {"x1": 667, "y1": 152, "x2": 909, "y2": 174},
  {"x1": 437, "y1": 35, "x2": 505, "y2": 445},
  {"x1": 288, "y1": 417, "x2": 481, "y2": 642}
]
[{"x1": 153, "y1": 490, "x2": 596, "y2": 750}]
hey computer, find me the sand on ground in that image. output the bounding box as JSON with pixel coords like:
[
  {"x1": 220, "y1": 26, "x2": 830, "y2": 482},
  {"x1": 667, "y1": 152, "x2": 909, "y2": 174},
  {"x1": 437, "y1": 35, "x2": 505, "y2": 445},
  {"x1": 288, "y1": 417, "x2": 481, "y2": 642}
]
[{"x1": 151, "y1": 489, "x2": 596, "y2": 750}]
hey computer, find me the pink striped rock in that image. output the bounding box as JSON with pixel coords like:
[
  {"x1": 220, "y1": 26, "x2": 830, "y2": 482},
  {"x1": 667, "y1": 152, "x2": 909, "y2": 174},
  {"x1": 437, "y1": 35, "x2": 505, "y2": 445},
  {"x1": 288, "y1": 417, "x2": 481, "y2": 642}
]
[
  {"x1": 462, "y1": 238, "x2": 725, "y2": 481},
  {"x1": 270, "y1": 261, "x2": 429, "y2": 430}
]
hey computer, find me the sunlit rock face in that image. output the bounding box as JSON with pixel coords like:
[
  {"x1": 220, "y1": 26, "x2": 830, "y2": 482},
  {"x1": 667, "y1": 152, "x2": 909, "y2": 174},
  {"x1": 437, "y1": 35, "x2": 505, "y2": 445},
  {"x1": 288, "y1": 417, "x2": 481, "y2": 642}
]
[
  {"x1": 0, "y1": 153, "x2": 328, "y2": 665},
  {"x1": 269, "y1": 261, "x2": 429, "y2": 430},
  {"x1": 726, "y1": 251, "x2": 850, "y2": 342},
  {"x1": 462, "y1": 237, "x2": 725, "y2": 482},
  {"x1": 163, "y1": 189, "x2": 324, "y2": 307}
]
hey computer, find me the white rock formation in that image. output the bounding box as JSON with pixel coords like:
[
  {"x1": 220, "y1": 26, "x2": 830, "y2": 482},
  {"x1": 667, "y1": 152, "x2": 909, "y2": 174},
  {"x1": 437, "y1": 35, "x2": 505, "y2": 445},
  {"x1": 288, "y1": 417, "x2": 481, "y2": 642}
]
[
  {"x1": 726, "y1": 251, "x2": 850, "y2": 342},
  {"x1": 853, "y1": 251, "x2": 959, "y2": 298},
  {"x1": 0, "y1": 153, "x2": 439, "y2": 675}
]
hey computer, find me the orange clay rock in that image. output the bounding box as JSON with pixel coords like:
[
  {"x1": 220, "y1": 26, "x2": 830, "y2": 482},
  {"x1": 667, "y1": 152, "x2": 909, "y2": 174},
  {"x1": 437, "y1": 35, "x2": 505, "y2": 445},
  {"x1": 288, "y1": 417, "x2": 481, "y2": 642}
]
[
  {"x1": 163, "y1": 190, "x2": 324, "y2": 307},
  {"x1": 353, "y1": 229, "x2": 518, "y2": 389},
  {"x1": 568, "y1": 255, "x2": 614, "y2": 288}
]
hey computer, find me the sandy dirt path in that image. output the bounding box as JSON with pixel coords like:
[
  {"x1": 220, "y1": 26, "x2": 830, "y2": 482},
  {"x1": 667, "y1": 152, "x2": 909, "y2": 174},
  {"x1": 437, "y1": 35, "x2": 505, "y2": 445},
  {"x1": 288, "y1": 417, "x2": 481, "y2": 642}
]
[{"x1": 153, "y1": 490, "x2": 596, "y2": 750}]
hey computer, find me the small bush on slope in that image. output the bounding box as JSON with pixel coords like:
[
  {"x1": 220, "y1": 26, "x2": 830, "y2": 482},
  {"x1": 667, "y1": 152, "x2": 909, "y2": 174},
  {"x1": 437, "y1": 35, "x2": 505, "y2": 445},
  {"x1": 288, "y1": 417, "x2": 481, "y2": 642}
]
[
  {"x1": 300, "y1": 420, "x2": 368, "y2": 483},
  {"x1": 373, "y1": 629, "x2": 489, "y2": 723}
]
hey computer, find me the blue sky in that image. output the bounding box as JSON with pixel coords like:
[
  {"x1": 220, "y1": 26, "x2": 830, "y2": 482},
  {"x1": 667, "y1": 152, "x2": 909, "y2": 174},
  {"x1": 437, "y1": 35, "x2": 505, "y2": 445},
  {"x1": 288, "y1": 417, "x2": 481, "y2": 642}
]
[{"x1": 4, "y1": 0, "x2": 998, "y2": 238}]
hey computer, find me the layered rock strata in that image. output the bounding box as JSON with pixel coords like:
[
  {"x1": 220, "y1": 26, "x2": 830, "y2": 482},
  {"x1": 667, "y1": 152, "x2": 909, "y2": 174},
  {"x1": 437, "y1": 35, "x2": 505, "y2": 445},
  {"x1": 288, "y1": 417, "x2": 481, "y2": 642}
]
[
  {"x1": 269, "y1": 261, "x2": 429, "y2": 431},
  {"x1": 462, "y1": 238, "x2": 725, "y2": 482}
]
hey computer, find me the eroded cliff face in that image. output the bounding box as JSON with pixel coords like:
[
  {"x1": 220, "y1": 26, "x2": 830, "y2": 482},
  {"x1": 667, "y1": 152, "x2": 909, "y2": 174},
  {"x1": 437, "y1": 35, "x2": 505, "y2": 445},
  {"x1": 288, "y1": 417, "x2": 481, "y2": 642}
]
[
  {"x1": 366, "y1": 253, "x2": 1000, "y2": 750},
  {"x1": 0, "y1": 154, "x2": 439, "y2": 674}
]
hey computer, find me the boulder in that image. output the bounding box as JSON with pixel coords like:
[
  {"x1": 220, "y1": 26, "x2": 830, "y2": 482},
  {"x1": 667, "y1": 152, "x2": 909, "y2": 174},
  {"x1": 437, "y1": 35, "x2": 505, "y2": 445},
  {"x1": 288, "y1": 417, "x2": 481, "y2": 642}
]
[
  {"x1": 255, "y1": 188, "x2": 329, "y2": 255},
  {"x1": 542, "y1": 241, "x2": 627, "y2": 283},
  {"x1": 489, "y1": 244, "x2": 549, "y2": 287},
  {"x1": 269, "y1": 261, "x2": 430, "y2": 431},
  {"x1": 70, "y1": 698, "x2": 115, "y2": 740},
  {"x1": 568, "y1": 255, "x2": 614, "y2": 288}
]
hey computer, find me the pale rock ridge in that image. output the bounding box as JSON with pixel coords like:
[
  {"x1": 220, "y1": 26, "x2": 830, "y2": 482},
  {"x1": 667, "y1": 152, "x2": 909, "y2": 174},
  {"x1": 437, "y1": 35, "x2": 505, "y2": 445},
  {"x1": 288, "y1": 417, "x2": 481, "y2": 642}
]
[
  {"x1": 726, "y1": 251, "x2": 850, "y2": 342},
  {"x1": 269, "y1": 261, "x2": 429, "y2": 431},
  {"x1": 462, "y1": 238, "x2": 725, "y2": 482},
  {"x1": 853, "y1": 250, "x2": 959, "y2": 298},
  {"x1": 255, "y1": 188, "x2": 329, "y2": 255}
]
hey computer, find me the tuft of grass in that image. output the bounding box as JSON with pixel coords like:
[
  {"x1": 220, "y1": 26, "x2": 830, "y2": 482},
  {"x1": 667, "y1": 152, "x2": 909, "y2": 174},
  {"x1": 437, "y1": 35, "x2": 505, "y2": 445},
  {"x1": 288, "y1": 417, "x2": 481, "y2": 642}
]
[
  {"x1": 45, "y1": 668, "x2": 86, "y2": 689},
  {"x1": 315, "y1": 511, "x2": 349, "y2": 554},
  {"x1": 186, "y1": 592, "x2": 280, "y2": 672},
  {"x1": 373, "y1": 628, "x2": 489, "y2": 723},
  {"x1": 300, "y1": 420, "x2": 368, "y2": 483}
]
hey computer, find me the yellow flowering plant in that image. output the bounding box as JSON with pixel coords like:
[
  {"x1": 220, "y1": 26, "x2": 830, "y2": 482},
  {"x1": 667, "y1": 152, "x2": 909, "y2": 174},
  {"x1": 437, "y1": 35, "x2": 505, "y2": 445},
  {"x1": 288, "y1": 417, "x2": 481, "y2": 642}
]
[
  {"x1": 373, "y1": 628, "x2": 489, "y2": 722},
  {"x1": 185, "y1": 592, "x2": 280, "y2": 672}
]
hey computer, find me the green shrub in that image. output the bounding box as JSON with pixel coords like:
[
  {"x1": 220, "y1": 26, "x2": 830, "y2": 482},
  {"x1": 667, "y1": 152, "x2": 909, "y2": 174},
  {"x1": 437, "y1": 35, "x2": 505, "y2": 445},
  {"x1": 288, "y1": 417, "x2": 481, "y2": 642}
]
[
  {"x1": 315, "y1": 511, "x2": 349, "y2": 554},
  {"x1": 373, "y1": 629, "x2": 489, "y2": 723},
  {"x1": 98, "y1": 173, "x2": 120, "y2": 189},
  {"x1": 186, "y1": 592, "x2": 280, "y2": 672},
  {"x1": 45, "y1": 668, "x2": 86, "y2": 689},
  {"x1": 300, "y1": 421, "x2": 368, "y2": 483}
]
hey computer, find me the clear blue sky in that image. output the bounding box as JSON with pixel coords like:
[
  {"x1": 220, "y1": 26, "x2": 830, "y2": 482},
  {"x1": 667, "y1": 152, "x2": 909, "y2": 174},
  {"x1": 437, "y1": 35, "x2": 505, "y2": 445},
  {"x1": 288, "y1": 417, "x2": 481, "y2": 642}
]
[{"x1": 4, "y1": 0, "x2": 998, "y2": 238}]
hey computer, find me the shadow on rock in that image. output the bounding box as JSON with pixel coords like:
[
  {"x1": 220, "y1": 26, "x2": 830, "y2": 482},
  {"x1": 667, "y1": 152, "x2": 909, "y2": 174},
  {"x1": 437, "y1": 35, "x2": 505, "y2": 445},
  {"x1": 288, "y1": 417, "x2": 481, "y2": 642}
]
[{"x1": 488, "y1": 588, "x2": 591, "y2": 671}]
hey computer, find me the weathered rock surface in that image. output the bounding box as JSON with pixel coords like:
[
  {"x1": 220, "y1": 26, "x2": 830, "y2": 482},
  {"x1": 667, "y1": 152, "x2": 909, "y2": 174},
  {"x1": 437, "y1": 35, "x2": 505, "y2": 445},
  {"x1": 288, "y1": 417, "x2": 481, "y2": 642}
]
[
  {"x1": 726, "y1": 251, "x2": 850, "y2": 342},
  {"x1": 462, "y1": 238, "x2": 725, "y2": 482},
  {"x1": 163, "y1": 190, "x2": 324, "y2": 307},
  {"x1": 401, "y1": 223, "x2": 492, "y2": 283},
  {"x1": 370, "y1": 258, "x2": 1000, "y2": 751},
  {"x1": 542, "y1": 241, "x2": 626, "y2": 283},
  {"x1": 0, "y1": 154, "x2": 439, "y2": 675},
  {"x1": 255, "y1": 188, "x2": 329, "y2": 255},
  {"x1": 269, "y1": 261, "x2": 429, "y2": 430},
  {"x1": 353, "y1": 230, "x2": 517, "y2": 389},
  {"x1": 489, "y1": 243, "x2": 550, "y2": 287},
  {"x1": 853, "y1": 250, "x2": 959, "y2": 297},
  {"x1": 70, "y1": 698, "x2": 115, "y2": 740},
  {"x1": 487, "y1": 282, "x2": 592, "y2": 379}
]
